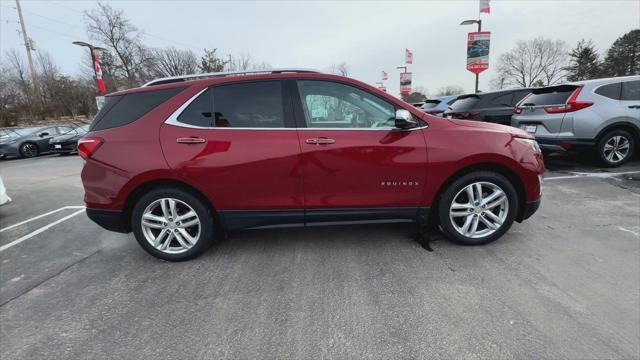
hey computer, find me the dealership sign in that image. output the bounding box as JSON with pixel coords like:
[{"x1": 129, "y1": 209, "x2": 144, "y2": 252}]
[
  {"x1": 400, "y1": 72, "x2": 412, "y2": 95},
  {"x1": 466, "y1": 31, "x2": 491, "y2": 75}
]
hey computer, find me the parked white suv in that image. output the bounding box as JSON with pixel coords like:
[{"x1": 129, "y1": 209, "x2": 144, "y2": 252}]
[{"x1": 512, "y1": 76, "x2": 639, "y2": 167}]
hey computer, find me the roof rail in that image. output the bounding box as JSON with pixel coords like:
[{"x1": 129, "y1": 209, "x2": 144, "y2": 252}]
[{"x1": 142, "y1": 68, "x2": 322, "y2": 87}]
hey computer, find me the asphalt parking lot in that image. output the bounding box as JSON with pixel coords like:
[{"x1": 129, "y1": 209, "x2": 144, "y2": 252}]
[{"x1": 1, "y1": 154, "x2": 639, "y2": 359}]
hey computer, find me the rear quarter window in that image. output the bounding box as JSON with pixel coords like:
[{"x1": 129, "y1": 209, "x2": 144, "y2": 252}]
[
  {"x1": 595, "y1": 83, "x2": 621, "y2": 100},
  {"x1": 91, "y1": 87, "x2": 185, "y2": 131}
]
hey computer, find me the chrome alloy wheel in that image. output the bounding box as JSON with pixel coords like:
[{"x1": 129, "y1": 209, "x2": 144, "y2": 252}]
[
  {"x1": 449, "y1": 182, "x2": 509, "y2": 239},
  {"x1": 603, "y1": 135, "x2": 630, "y2": 164},
  {"x1": 141, "y1": 198, "x2": 201, "y2": 254},
  {"x1": 21, "y1": 143, "x2": 38, "y2": 157}
]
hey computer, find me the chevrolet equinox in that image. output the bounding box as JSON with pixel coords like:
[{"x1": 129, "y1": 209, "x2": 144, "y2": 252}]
[{"x1": 80, "y1": 69, "x2": 544, "y2": 261}]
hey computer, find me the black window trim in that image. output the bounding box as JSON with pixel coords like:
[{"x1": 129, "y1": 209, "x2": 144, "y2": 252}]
[{"x1": 167, "y1": 79, "x2": 295, "y2": 129}]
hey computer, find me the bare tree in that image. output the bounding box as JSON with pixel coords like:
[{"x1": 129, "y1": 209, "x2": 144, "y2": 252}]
[
  {"x1": 435, "y1": 85, "x2": 464, "y2": 96},
  {"x1": 493, "y1": 37, "x2": 569, "y2": 88},
  {"x1": 84, "y1": 2, "x2": 149, "y2": 88},
  {"x1": 329, "y1": 62, "x2": 349, "y2": 76},
  {"x1": 149, "y1": 47, "x2": 198, "y2": 77}
]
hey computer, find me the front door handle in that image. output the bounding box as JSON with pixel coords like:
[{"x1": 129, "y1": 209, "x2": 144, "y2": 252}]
[
  {"x1": 306, "y1": 138, "x2": 335, "y2": 145},
  {"x1": 628, "y1": 105, "x2": 640, "y2": 109},
  {"x1": 176, "y1": 137, "x2": 205, "y2": 144}
]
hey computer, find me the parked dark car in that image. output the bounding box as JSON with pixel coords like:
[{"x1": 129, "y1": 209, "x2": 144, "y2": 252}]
[
  {"x1": 0, "y1": 125, "x2": 73, "y2": 159},
  {"x1": 49, "y1": 125, "x2": 89, "y2": 155},
  {"x1": 444, "y1": 89, "x2": 532, "y2": 125}
]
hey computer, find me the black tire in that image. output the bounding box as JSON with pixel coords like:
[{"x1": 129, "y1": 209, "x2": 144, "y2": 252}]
[
  {"x1": 131, "y1": 187, "x2": 214, "y2": 261},
  {"x1": 596, "y1": 129, "x2": 635, "y2": 167},
  {"x1": 19, "y1": 142, "x2": 39, "y2": 158},
  {"x1": 438, "y1": 171, "x2": 518, "y2": 246},
  {"x1": 59, "y1": 152, "x2": 72, "y2": 156}
]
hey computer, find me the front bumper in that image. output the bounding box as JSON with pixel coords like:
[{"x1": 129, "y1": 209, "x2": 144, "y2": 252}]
[{"x1": 86, "y1": 208, "x2": 130, "y2": 233}]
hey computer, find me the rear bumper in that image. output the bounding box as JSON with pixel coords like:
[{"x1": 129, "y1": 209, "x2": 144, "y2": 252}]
[
  {"x1": 50, "y1": 142, "x2": 77, "y2": 153},
  {"x1": 86, "y1": 208, "x2": 130, "y2": 233},
  {"x1": 535, "y1": 137, "x2": 595, "y2": 152}
]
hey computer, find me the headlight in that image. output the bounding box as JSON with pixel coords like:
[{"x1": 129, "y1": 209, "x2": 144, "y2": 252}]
[{"x1": 514, "y1": 137, "x2": 541, "y2": 153}]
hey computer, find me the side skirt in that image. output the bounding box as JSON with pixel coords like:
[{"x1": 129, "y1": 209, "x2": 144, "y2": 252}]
[{"x1": 220, "y1": 207, "x2": 430, "y2": 232}]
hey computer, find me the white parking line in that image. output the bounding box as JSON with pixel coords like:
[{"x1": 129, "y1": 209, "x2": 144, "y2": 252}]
[
  {"x1": 0, "y1": 208, "x2": 86, "y2": 252},
  {"x1": 545, "y1": 170, "x2": 640, "y2": 181},
  {"x1": 0, "y1": 206, "x2": 85, "y2": 233}
]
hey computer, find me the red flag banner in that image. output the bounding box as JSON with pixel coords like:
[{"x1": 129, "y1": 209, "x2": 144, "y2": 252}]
[
  {"x1": 480, "y1": 0, "x2": 490, "y2": 14},
  {"x1": 400, "y1": 72, "x2": 412, "y2": 95},
  {"x1": 466, "y1": 31, "x2": 491, "y2": 75},
  {"x1": 381, "y1": 71, "x2": 388, "y2": 80},
  {"x1": 405, "y1": 49, "x2": 413, "y2": 64},
  {"x1": 91, "y1": 50, "x2": 106, "y2": 95}
]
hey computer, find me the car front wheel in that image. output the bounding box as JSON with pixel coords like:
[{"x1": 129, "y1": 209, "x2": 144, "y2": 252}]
[
  {"x1": 131, "y1": 187, "x2": 214, "y2": 261},
  {"x1": 438, "y1": 171, "x2": 518, "y2": 245},
  {"x1": 597, "y1": 130, "x2": 635, "y2": 167}
]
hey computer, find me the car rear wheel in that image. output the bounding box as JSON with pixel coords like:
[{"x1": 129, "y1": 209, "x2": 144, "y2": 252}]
[
  {"x1": 597, "y1": 130, "x2": 635, "y2": 167},
  {"x1": 132, "y1": 187, "x2": 214, "y2": 261},
  {"x1": 438, "y1": 171, "x2": 518, "y2": 245},
  {"x1": 19, "y1": 142, "x2": 39, "y2": 158}
]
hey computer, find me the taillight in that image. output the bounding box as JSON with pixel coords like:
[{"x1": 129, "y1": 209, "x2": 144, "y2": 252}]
[
  {"x1": 77, "y1": 137, "x2": 103, "y2": 160},
  {"x1": 544, "y1": 87, "x2": 593, "y2": 114},
  {"x1": 513, "y1": 107, "x2": 523, "y2": 115}
]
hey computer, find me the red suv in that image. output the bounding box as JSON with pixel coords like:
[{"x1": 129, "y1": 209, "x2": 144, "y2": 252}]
[{"x1": 80, "y1": 69, "x2": 543, "y2": 261}]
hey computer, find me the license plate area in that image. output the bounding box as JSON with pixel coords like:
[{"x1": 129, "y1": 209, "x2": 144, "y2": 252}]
[
  {"x1": 520, "y1": 125, "x2": 537, "y2": 133},
  {"x1": 54, "y1": 144, "x2": 61, "y2": 149}
]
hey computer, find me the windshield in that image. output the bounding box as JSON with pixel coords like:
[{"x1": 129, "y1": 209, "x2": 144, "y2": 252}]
[{"x1": 448, "y1": 96, "x2": 480, "y2": 112}]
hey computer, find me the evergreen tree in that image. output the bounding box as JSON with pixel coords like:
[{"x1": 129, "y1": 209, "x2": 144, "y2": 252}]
[
  {"x1": 602, "y1": 29, "x2": 640, "y2": 76},
  {"x1": 566, "y1": 39, "x2": 601, "y2": 81}
]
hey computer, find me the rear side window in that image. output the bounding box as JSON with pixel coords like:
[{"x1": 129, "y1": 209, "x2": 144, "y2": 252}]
[
  {"x1": 595, "y1": 83, "x2": 621, "y2": 100},
  {"x1": 449, "y1": 96, "x2": 480, "y2": 112},
  {"x1": 521, "y1": 85, "x2": 577, "y2": 106},
  {"x1": 177, "y1": 89, "x2": 213, "y2": 127},
  {"x1": 621, "y1": 80, "x2": 640, "y2": 101},
  {"x1": 512, "y1": 90, "x2": 531, "y2": 105},
  {"x1": 212, "y1": 81, "x2": 284, "y2": 128},
  {"x1": 91, "y1": 87, "x2": 185, "y2": 131},
  {"x1": 421, "y1": 100, "x2": 441, "y2": 110}
]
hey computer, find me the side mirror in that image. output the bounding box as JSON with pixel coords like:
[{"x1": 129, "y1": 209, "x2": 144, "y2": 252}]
[{"x1": 394, "y1": 109, "x2": 418, "y2": 129}]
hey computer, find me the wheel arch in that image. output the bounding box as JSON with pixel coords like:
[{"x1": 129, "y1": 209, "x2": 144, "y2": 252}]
[
  {"x1": 122, "y1": 178, "x2": 219, "y2": 233},
  {"x1": 428, "y1": 162, "x2": 527, "y2": 226},
  {"x1": 595, "y1": 121, "x2": 640, "y2": 144}
]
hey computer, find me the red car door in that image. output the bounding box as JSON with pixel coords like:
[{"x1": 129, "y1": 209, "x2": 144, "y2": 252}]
[
  {"x1": 293, "y1": 80, "x2": 428, "y2": 218},
  {"x1": 160, "y1": 80, "x2": 304, "y2": 229}
]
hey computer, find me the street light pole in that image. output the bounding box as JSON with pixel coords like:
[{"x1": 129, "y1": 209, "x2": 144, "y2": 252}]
[
  {"x1": 15, "y1": 0, "x2": 39, "y2": 101},
  {"x1": 460, "y1": 19, "x2": 483, "y2": 93}
]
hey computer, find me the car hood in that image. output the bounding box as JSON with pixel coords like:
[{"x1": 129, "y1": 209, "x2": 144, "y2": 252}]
[
  {"x1": 448, "y1": 118, "x2": 532, "y2": 138},
  {"x1": 50, "y1": 134, "x2": 79, "y2": 142}
]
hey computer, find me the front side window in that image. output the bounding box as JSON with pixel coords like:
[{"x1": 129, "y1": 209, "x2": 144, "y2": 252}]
[
  {"x1": 297, "y1": 80, "x2": 396, "y2": 128},
  {"x1": 621, "y1": 80, "x2": 640, "y2": 101}
]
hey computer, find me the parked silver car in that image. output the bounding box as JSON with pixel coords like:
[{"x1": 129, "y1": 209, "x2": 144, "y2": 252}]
[{"x1": 512, "y1": 76, "x2": 640, "y2": 166}]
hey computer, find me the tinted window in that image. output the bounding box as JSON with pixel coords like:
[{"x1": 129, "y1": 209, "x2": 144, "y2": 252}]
[
  {"x1": 91, "y1": 87, "x2": 185, "y2": 131},
  {"x1": 178, "y1": 89, "x2": 213, "y2": 127},
  {"x1": 449, "y1": 96, "x2": 480, "y2": 112},
  {"x1": 40, "y1": 127, "x2": 58, "y2": 135},
  {"x1": 520, "y1": 85, "x2": 577, "y2": 106},
  {"x1": 211, "y1": 81, "x2": 284, "y2": 128},
  {"x1": 489, "y1": 93, "x2": 513, "y2": 106},
  {"x1": 512, "y1": 90, "x2": 531, "y2": 105},
  {"x1": 58, "y1": 126, "x2": 73, "y2": 133},
  {"x1": 621, "y1": 80, "x2": 640, "y2": 101},
  {"x1": 595, "y1": 82, "x2": 621, "y2": 100},
  {"x1": 297, "y1": 80, "x2": 396, "y2": 128}
]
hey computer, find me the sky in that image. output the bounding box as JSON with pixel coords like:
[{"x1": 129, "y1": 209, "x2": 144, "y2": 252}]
[{"x1": 0, "y1": 0, "x2": 639, "y2": 97}]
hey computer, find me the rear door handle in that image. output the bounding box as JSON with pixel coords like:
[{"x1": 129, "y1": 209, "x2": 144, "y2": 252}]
[
  {"x1": 305, "y1": 138, "x2": 335, "y2": 145},
  {"x1": 176, "y1": 137, "x2": 205, "y2": 144},
  {"x1": 628, "y1": 105, "x2": 640, "y2": 109}
]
